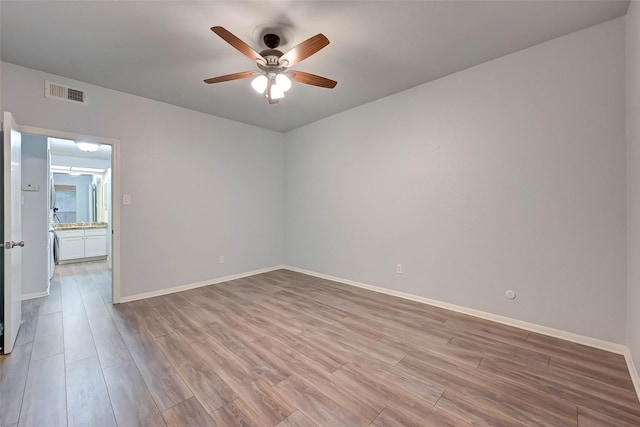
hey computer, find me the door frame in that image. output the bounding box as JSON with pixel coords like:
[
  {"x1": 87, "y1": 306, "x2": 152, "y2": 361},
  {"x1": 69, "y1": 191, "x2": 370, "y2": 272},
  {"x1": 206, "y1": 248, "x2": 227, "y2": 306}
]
[{"x1": 20, "y1": 124, "x2": 122, "y2": 303}]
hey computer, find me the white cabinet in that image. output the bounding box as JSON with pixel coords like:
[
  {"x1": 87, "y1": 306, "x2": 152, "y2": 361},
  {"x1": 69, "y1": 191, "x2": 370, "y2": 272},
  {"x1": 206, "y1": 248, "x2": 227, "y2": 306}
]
[
  {"x1": 58, "y1": 229, "x2": 85, "y2": 260},
  {"x1": 84, "y1": 228, "x2": 107, "y2": 258},
  {"x1": 57, "y1": 228, "x2": 107, "y2": 261}
]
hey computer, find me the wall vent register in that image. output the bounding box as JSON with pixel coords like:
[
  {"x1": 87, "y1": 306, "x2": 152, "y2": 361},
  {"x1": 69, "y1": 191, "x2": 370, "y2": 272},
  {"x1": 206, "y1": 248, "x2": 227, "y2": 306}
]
[{"x1": 45, "y1": 80, "x2": 88, "y2": 105}]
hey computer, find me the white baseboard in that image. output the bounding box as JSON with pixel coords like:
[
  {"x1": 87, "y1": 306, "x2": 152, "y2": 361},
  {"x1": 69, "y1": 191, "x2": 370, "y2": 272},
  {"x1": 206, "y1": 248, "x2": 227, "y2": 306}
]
[
  {"x1": 282, "y1": 265, "x2": 628, "y2": 355},
  {"x1": 21, "y1": 290, "x2": 50, "y2": 300},
  {"x1": 118, "y1": 265, "x2": 286, "y2": 303},
  {"x1": 624, "y1": 349, "x2": 640, "y2": 403}
]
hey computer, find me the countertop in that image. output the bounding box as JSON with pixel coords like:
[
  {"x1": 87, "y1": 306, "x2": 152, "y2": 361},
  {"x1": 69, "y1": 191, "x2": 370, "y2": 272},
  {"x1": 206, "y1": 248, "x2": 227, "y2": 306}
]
[{"x1": 53, "y1": 222, "x2": 108, "y2": 230}]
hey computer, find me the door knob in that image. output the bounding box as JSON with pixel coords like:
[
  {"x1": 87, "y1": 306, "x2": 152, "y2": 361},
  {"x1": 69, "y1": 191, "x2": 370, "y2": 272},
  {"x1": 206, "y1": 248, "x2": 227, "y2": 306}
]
[{"x1": 3, "y1": 241, "x2": 25, "y2": 249}]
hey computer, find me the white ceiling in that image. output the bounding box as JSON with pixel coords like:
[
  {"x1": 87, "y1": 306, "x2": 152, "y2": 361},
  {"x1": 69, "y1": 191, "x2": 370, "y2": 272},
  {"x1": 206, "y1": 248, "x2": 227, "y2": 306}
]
[{"x1": 0, "y1": 1, "x2": 629, "y2": 133}]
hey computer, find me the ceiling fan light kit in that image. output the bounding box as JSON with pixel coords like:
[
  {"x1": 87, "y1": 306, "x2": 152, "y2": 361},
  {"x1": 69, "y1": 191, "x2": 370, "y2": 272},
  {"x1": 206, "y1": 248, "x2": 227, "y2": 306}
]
[
  {"x1": 275, "y1": 74, "x2": 292, "y2": 91},
  {"x1": 251, "y1": 74, "x2": 268, "y2": 93},
  {"x1": 204, "y1": 26, "x2": 337, "y2": 104},
  {"x1": 251, "y1": 73, "x2": 290, "y2": 104}
]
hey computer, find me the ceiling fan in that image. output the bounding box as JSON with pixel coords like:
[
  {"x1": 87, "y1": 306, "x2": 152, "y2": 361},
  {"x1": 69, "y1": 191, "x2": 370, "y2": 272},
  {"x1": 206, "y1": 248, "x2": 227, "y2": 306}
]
[{"x1": 204, "y1": 26, "x2": 337, "y2": 104}]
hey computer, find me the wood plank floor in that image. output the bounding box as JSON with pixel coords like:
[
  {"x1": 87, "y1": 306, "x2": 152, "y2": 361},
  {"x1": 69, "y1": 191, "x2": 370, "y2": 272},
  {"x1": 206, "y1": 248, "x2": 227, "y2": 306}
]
[{"x1": 1, "y1": 261, "x2": 639, "y2": 426}]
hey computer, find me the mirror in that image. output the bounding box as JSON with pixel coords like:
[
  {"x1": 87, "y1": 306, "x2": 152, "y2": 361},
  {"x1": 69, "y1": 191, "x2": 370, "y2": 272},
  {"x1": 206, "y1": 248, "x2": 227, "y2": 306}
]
[
  {"x1": 49, "y1": 137, "x2": 112, "y2": 226},
  {"x1": 52, "y1": 171, "x2": 107, "y2": 224}
]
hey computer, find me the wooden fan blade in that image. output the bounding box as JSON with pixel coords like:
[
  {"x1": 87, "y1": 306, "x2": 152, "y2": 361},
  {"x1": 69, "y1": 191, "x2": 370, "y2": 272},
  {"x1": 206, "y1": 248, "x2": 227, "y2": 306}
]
[
  {"x1": 204, "y1": 71, "x2": 255, "y2": 84},
  {"x1": 278, "y1": 34, "x2": 329, "y2": 67},
  {"x1": 211, "y1": 26, "x2": 264, "y2": 63},
  {"x1": 290, "y1": 71, "x2": 337, "y2": 88}
]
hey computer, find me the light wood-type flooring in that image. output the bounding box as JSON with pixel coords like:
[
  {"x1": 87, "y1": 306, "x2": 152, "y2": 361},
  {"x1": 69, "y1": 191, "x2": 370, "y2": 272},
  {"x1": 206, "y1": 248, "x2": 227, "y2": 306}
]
[{"x1": 1, "y1": 261, "x2": 640, "y2": 426}]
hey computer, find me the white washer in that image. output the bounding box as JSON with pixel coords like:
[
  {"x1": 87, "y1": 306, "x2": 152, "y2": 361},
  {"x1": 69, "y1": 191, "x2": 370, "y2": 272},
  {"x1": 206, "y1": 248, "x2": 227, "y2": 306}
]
[{"x1": 49, "y1": 229, "x2": 56, "y2": 279}]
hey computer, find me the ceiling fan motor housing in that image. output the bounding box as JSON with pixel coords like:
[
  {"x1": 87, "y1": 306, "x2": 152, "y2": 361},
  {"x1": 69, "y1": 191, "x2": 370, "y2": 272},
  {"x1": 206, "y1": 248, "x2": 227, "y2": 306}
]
[
  {"x1": 260, "y1": 34, "x2": 285, "y2": 66},
  {"x1": 263, "y1": 33, "x2": 281, "y2": 49},
  {"x1": 259, "y1": 50, "x2": 283, "y2": 66}
]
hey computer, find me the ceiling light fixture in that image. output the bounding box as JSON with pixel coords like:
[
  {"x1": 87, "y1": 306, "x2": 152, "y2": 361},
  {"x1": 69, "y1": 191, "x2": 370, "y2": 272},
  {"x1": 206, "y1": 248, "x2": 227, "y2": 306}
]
[
  {"x1": 251, "y1": 73, "x2": 291, "y2": 102},
  {"x1": 76, "y1": 141, "x2": 101, "y2": 152},
  {"x1": 269, "y1": 81, "x2": 285, "y2": 100},
  {"x1": 251, "y1": 75, "x2": 268, "y2": 94},
  {"x1": 205, "y1": 27, "x2": 336, "y2": 106},
  {"x1": 51, "y1": 166, "x2": 107, "y2": 175},
  {"x1": 275, "y1": 74, "x2": 291, "y2": 92}
]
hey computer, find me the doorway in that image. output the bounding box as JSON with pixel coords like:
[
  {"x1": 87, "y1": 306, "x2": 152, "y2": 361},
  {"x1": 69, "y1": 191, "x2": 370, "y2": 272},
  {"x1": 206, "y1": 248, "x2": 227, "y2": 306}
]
[
  {"x1": 19, "y1": 125, "x2": 120, "y2": 303},
  {"x1": 49, "y1": 137, "x2": 112, "y2": 299}
]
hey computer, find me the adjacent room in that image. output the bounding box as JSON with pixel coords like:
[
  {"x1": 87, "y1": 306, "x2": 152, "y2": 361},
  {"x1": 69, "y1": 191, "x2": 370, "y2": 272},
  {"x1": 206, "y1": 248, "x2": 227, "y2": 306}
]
[{"x1": 1, "y1": 1, "x2": 640, "y2": 426}]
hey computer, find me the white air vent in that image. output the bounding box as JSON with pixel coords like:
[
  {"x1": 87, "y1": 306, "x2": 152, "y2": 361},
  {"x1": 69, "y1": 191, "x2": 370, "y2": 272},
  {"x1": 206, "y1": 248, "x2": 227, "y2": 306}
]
[{"x1": 44, "y1": 80, "x2": 88, "y2": 105}]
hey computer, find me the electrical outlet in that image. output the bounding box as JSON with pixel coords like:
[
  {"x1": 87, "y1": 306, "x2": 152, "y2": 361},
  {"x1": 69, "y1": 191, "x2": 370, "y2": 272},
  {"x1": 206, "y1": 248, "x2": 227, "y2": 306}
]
[
  {"x1": 396, "y1": 264, "x2": 402, "y2": 274},
  {"x1": 219, "y1": 256, "x2": 225, "y2": 264}
]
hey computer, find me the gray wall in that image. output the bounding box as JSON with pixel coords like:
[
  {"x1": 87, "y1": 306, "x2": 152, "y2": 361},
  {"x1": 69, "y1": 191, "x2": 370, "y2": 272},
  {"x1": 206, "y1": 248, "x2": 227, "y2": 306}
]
[
  {"x1": 21, "y1": 133, "x2": 49, "y2": 296},
  {"x1": 627, "y1": 2, "x2": 640, "y2": 375},
  {"x1": 2, "y1": 62, "x2": 285, "y2": 299},
  {"x1": 284, "y1": 19, "x2": 626, "y2": 343}
]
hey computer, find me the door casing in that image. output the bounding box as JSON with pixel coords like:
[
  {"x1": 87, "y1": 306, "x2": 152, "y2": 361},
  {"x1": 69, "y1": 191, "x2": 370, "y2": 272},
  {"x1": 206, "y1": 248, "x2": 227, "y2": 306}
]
[{"x1": 19, "y1": 123, "x2": 121, "y2": 303}]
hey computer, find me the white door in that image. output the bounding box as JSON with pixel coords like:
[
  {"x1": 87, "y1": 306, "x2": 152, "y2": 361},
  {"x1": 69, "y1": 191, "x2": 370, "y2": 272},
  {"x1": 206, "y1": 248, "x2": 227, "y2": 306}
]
[{"x1": 3, "y1": 112, "x2": 23, "y2": 354}]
